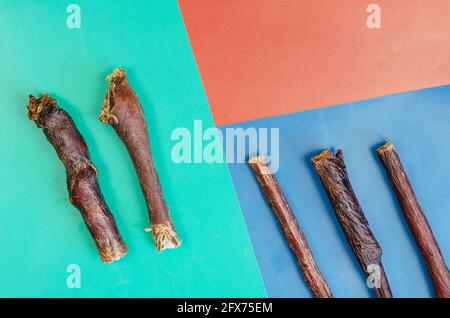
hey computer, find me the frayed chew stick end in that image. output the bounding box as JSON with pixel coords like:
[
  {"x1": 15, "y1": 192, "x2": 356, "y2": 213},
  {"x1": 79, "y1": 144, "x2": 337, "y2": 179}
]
[
  {"x1": 28, "y1": 93, "x2": 59, "y2": 126},
  {"x1": 311, "y1": 149, "x2": 345, "y2": 168},
  {"x1": 249, "y1": 155, "x2": 273, "y2": 175},
  {"x1": 248, "y1": 154, "x2": 267, "y2": 164},
  {"x1": 100, "y1": 245, "x2": 129, "y2": 264},
  {"x1": 377, "y1": 141, "x2": 395, "y2": 155},
  {"x1": 311, "y1": 149, "x2": 333, "y2": 164},
  {"x1": 150, "y1": 223, "x2": 182, "y2": 252},
  {"x1": 106, "y1": 67, "x2": 127, "y2": 82},
  {"x1": 98, "y1": 101, "x2": 118, "y2": 125},
  {"x1": 99, "y1": 69, "x2": 123, "y2": 125}
]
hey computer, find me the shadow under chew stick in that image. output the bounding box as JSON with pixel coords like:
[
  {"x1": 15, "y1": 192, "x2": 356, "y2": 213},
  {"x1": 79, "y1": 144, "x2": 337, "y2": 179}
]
[
  {"x1": 28, "y1": 94, "x2": 128, "y2": 263},
  {"x1": 99, "y1": 68, "x2": 181, "y2": 252},
  {"x1": 311, "y1": 149, "x2": 392, "y2": 298},
  {"x1": 249, "y1": 155, "x2": 333, "y2": 298},
  {"x1": 377, "y1": 142, "x2": 450, "y2": 298}
]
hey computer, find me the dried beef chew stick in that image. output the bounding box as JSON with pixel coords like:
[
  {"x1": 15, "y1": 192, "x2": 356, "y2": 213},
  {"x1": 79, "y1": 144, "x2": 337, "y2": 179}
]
[
  {"x1": 99, "y1": 68, "x2": 181, "y2": 251},
  {"x1": 377, "y1": 142, "x2": 450, "y2": 298},
  {"x1": 249, "y1": 155, "x2": 333, "y2": 298},
  {"x1": 311, "y1": 149, "x2": 392, "y2": 298},
  {"x1": 28, "y1": 94, "x2": 127, "y2": 263}
]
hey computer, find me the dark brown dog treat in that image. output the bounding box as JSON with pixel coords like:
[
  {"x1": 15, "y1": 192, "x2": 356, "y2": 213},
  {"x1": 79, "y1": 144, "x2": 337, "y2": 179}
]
[
  {"x1": 312, "y1": 149, "x2": 392, "y2": 298},
  {"x1": 28, "y1": 94, "x2": 128, "y2": 263},
  {"x1": 249, "y1": 155, "x2": 333, "y2": 298},
  {"x1": 378, "y1": 142, "x2": 450, "y2": 298},
  {"x1": 100, "y1": 68, "x2": 180, "y2": 251}
]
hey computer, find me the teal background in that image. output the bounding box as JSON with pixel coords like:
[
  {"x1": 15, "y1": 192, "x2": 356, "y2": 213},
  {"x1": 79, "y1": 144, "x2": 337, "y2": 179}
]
[{"x1": 0, "y1": 0, "x2": 266, "y2": 297}]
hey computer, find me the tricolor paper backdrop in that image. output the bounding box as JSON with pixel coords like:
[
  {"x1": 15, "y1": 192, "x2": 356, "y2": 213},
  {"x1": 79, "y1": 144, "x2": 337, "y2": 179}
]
[{"x1": 0, "y1": 0, "x2": 448, "y2": 297}]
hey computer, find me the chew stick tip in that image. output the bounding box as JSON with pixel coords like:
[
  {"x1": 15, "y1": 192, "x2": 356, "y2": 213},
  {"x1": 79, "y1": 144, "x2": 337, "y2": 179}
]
[
  {"x1": 311, "y1": 149, "x2": 333, "y2": 164},
  {"x1": 100, "y1": 67, "x2": 127, "y2": 124},
  {"x1": 99, "y1": 70, "x2": 121, "y2": 125},
  {"x1": 248, "y1": 154, "x2": 267, "y2": 164},
  {"x1": 101, "y1": 246, "x2": 128, "y2": 263},
  {"x1": 27, "y1": 93, "x2": 58, "y2": 124},
  {"x1": 27, "y1": 95, "x2": 39, "y2": 120},
  {"x1": 249, "y1": 154, "x2": 274, "y2": 175},
  {"x1": 377, "y1": 141, "x2": 395, "y2": 154},
  {"x1": 106, "y1": 67, "x2": 127, "y2": 82},
  {"x1": 151, "y1": 223, "x2": 182, "y2": 252}
]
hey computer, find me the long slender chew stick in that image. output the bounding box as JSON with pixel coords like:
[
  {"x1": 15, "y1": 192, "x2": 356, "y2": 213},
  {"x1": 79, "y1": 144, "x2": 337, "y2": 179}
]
[
  {"x1": 249, "y1": 155, "x2": 333, "y2": 298},
  {"x1": 377, "y1": 142, "x2": 450, "y2": 298},
  {"x1": 99, "y1": 68, "x2": 180, "y2": 251},
  {"x1": 28, "y1": 94, "x2": 127, "y2": 263},
  {"x1": 311, "y1": 150, "x2": 392, "y2": 298}
]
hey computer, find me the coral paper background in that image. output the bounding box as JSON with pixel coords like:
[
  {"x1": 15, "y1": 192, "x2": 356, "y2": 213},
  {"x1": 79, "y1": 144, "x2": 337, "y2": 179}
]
[{"x1": 180, "y1": 0, "x2": 450, "y2": 125}]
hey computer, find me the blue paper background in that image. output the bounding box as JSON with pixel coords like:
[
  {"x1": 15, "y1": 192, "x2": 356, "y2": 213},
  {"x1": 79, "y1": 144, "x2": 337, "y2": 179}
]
[{"x1": 221, "y1": 85, "x2": 450, "y2": 297}]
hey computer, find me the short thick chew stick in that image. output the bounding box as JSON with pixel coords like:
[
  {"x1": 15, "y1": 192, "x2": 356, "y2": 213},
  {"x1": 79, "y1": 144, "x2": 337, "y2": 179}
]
[
  {"x1": 28, "y1": 94, "x2": 127, "y2": 263},
  {"x1": 249, "y1": 155, "x2": 333, "y2": 298},
  {"x1": 311, "y1": 150, "x2": 392, "y2": 298},
  {"x1": 377, "y1": 142, "x2": 450, "y2": 298},
  {"x1": 99, "y1": 68, "x2": 180, "y2": 251}
]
